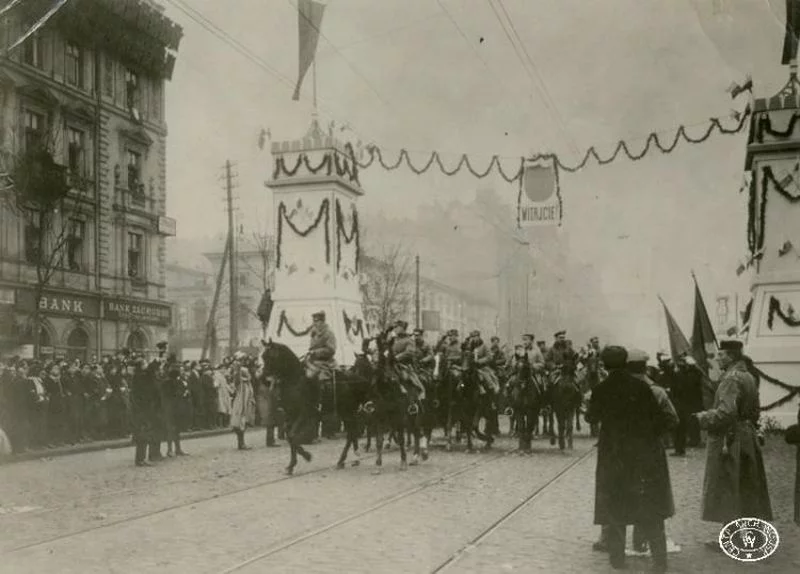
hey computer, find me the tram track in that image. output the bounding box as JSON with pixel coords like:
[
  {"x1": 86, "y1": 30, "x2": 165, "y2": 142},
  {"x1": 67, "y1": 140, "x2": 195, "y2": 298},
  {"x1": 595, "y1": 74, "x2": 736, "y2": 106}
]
[
  {"x1": 218, "y1": 447, "x2": 515, "y2": 574},
  {"x1": 3, "y1": 450, "x2": 378, "y2": 555},
  {"x1": 430, "y1": 446, "x2": 596, "y2": 573}
]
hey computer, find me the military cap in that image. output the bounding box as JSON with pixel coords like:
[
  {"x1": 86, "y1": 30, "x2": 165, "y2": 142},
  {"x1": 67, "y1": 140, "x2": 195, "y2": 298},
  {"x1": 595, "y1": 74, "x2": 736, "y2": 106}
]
[
  {"x1": 554, "y1": 330, "x2": 566, "y2": 338},
  {"x1": 413, "y1": 328, "x2": 424, "y2": 335},
  {"x1": 156, "y1": 341, "x2": 168, "y2": 351},
  {"x1": 470, "y1": 330, "x2": 480, "y2": 337},
  {"x1": 447, "y1": 329, "x2": 459, "y2": 336},
  {"x1": 600, "y1": 345, "x2": 628, "y2": 369},
  {"x1": 395, "y1": 320, "x2": 409, "y2": 330},
  {"x1": 312, "y1": 311, "x2": 326, "y2": 321},
  {"x1": 522, "y1": 333, "x2": 535, "y2": 340},
  {"x1": 490, "y1": 336, "x2": 500, "y2": 342},
  {"x1": 626, "y1": 348, "x2": 649, "y2": 364},
  {"x1": 719, "y1": 339, "x2": 743, "y2": 352}
]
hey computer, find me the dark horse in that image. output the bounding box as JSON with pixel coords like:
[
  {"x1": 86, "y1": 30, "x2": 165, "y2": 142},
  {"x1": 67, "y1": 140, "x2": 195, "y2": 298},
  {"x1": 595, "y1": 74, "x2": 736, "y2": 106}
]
[
  {"x1": 548, "y1": 366, "x2": 582, "y2": 451},
  {"x1": 369, "y1": 333, "x2": 422, "y2": 473},
  {"x1": 506, "y1": 361, "x2": 545, "y2": 453},
  {"x1": 456, "y1": 349, "x2": 496, "y2": 452},
  {"x1": 260, "y1": 341, "x2": 316, "y2": 475},
  {"x1": 261, "y1": 341, "x2": 372, "y2": 474}
]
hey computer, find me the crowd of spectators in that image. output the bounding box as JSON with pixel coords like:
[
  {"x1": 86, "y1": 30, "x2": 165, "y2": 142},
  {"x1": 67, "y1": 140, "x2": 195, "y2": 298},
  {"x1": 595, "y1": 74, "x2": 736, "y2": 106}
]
[{"x1": 0, "y1": 351, "x2": 281, "y2": 455}]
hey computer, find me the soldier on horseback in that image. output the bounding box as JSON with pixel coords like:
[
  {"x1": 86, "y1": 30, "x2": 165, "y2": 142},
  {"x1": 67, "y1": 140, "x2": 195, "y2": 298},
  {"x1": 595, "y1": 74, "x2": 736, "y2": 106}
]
[
  {"x1": 389, "y1": 321, "x2": 426, "y2": 401},
  {"x1": 469, "y1": 331, "x2": 501, "y2": 396},
  {"x1": 305, "y1": 311, "x2": 336, "y2": 385},
  {"x1": 412, "y1": 328, "x2": 435, "y2": 370}
]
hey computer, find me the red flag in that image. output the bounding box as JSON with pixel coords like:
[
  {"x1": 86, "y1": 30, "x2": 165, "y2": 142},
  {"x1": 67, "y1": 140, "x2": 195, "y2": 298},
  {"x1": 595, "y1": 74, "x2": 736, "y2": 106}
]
[
  {"x1": 659, "y1": 295, "x2": 692, "y2": 361},
  {"x1": 292, "y1": 0, "x2": 326, "y2": 101},
  {"x1": 690, "y1": 273, "x2": 718, "y2": 374}
]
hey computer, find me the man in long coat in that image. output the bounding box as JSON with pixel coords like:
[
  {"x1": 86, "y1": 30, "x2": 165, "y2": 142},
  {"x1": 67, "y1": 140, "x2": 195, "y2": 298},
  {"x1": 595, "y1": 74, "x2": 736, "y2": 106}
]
[
  {"x1": 130, "y1": 355, "x2": 161, "y2": 467},
  {"x1": 692, "y1": 339, "x2": 772, "y2": 549},
  {"x1": 586, "y1": 346, "x2": 675, "y2": 572}
]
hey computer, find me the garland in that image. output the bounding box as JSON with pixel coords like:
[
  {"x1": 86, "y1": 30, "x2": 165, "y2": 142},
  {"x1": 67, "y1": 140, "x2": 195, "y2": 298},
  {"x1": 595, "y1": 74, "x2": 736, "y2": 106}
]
[
  {"x1": 272, "y1": 146, "x2": 360, "y2": 185},
  {"x1": 767, "y1": 296, "x2": 800, "y2": 330},
  {"x1": 762, "y1": 165, "x2": 800, "y2": 203},
  {"x1": 342, "y1": 310, "x2": 365, "y2": 338},
  {"x1": 747, "y1": 166, "x2": 800, "y2": 255},
  {"x1": 756, "y1": 112, "x2": 800, "y2": 142},
  {"x1": 276, "y1": 310, "x2": 313, "y2": 338},
  {"x1": 335, "y1": 198, "x2": 359, "y2": 273},
  {"x1": 760, "y1": 389, "x2": 800, "y2": 412},
  {"x1": 354, "y1": 106, "x2": 751, "y2": 181},
  {"x1": 750, "y1": 363, "x2": 800, "y2": 412},
  {"x1": 275, "y1": 198, "x2": 330, "y2": 269}
]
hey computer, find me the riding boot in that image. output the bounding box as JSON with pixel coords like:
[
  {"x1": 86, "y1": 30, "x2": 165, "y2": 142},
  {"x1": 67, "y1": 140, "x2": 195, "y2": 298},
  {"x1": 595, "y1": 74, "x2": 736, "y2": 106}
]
[
  {"x1": 266, "y1": 425, "x2": 276, "y2": 446},
  {"x1": 645, "y1": 521, "x2": 667, "y2": 572}
]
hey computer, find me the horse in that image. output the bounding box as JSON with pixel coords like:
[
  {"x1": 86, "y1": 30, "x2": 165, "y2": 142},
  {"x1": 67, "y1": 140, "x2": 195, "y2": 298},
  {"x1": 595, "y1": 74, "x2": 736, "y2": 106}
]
[
  {"x1": 260, "y1": 341, "x2": 316, "y2": 475},
  {"x1": 434, "y1": 351, "x2": 464, "y2": 451},
  {"x1": 332, "y1": 349, "x2": 374, "y2": 470},
  {"x1": 506, "y1": 361, "x2": 545, "y2": 453},
  {"x1": 367, "y1": 333, "x2": 423, "y2": 472},
  {"x1": 548, "y1": 365, "x2": 583, "y2": 450},
  {"x1": 457, "y1": 348, "x2": 496, "y2": 452}
]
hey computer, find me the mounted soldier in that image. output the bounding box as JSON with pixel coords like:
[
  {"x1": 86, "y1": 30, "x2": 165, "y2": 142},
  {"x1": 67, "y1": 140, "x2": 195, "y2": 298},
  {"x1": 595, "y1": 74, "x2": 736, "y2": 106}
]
[
  {"x1": 412, "y1": 328, "x2": 435, "y2": 386},
  {"x1": 305, "y1": 311, "x2": 336, "y2": 385},
  {"x1": 470, "y1": 331, "x2": 500, "y2": 396},
  {"x1": 389, "y1": 321, "x2": 426, "y2": 401}
]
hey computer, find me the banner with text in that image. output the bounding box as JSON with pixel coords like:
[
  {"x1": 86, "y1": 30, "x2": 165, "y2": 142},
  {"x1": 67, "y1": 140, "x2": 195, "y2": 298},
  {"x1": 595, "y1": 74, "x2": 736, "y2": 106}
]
[{"x1": 518, "y1": 159, "x2": 562, "y2": 227}]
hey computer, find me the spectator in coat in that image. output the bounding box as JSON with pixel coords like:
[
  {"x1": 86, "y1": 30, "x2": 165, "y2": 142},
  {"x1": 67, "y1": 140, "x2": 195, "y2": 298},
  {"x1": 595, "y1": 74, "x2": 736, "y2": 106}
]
[
  {"x1": 586, "y1": 346, "x2": 675, "y2": 572},
  {"x1": 230, "y1": 366, "x2": 256, "y2": 450},
  {"x1": 214, "y1": 365, "x2": 232, "y2": 427},
  {"x1": 692, "y1": 339, "x2": 772, "y2": 550}
]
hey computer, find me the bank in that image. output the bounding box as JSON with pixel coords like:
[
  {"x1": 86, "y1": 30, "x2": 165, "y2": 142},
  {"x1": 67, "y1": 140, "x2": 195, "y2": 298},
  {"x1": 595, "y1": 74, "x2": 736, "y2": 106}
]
[{"x1": 0, "y1": 284, "x2": 172, "y2": 360}]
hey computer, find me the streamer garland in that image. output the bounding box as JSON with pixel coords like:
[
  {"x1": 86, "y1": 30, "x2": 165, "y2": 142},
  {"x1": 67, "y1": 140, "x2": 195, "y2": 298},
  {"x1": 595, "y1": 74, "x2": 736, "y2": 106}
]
[
  {"x1": 335, "y1": 198, "x2": 360, "y2": 273},
  {"x1": 275, "y1": 198, "x2": 331, "y2": 270},
  {"x1": 342, "y1": 310, "x2": 365, "y2": 338},
  {"x1": 756, "y1": 111, "x2": 800, "y2": 142},
  {"x1": 747, "y1": 165, "x2": 800, "y2": 255},
  {"x1": 760, "y1": 389, "x2": 800, "y2": 412},
  {"x1": 353, "y1": 107, "x2": 751, "y2": 182},
  {"x1": 276, "y1": 310, "x2": 313, "y2": 338},
  {"x1": 272, "y1": 145, "x2": 360, "y2": 185},
  {"x1": 767, "y1": 296, "x2": 800, "y2": 330}
]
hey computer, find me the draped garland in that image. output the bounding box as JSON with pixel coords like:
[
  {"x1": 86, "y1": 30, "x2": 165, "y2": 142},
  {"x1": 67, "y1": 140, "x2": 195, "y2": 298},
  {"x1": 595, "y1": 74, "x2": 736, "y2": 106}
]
[
  {"x1": 335, "y1": 198, "x2": 360, "y2": 273},
  {"x1": 342, "y1": 310, "x2": 365, "y2": 338},
  {"x1": 767, "y1": 296, "x2": 800, "y2": 329},
  {"x1": 275, "y1": 198, "x2": 330, "y2": 270},
  {"x1": 272, "y1": 143, "x2": 360, "y2": 185},
  {"x1": 276, "y1": 310, "x2": 313, "y2": 338},
  {"x1": 352, "y1": 107, "x2": 751, "y2": 182},
  {"x1": 747, "y1": 134, "x2": 800, "y2": 255}
]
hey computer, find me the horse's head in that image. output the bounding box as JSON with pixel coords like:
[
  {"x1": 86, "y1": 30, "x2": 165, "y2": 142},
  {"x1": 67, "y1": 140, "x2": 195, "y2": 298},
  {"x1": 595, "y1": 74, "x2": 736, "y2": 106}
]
[{"x1": 260, "y1": 340, "x2": 304, "y2": 380}]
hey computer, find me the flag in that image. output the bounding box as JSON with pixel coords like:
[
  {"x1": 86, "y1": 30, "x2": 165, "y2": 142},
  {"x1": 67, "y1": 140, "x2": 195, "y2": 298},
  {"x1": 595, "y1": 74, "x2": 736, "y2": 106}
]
[
  {"x1": 782, "y1": 0, "x2": 800, "y2": 64},
  {"x1": 292, "y1": 0, "x2": 326, "y2": 101},
  {"x1": 690, "y1": 273, "x2": 718, "y2": 374},
  {"x1": 659, "y1": 295, "x2": 692, "y2": 361}
]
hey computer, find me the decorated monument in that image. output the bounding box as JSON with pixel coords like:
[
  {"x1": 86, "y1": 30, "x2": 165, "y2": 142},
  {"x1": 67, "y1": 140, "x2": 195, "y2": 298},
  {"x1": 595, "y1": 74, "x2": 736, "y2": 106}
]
[
  {"x1": 743, "y1": 54, "x2": 800, "y2": 425},
  {"x1": 263, "y1": 118, "x2": 366, "y2": 366}
]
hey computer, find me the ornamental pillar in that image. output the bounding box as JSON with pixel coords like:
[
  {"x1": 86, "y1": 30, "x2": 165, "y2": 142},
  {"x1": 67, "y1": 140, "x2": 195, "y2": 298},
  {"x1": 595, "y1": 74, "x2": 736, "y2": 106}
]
[
  {"x1": 744, "y1": 74, "x2": 800, "y2": 426},
  {"x1": 263, "y1": 119, "x2": 366, "y2": 366}
]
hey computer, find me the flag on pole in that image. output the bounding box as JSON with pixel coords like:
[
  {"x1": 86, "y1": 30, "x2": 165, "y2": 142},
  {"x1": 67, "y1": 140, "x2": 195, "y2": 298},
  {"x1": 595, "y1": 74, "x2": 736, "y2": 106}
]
[
  {"x1": 292, "y1": 0, "x2": 326, "y2": 101},
  {"x1": 659, "y1": 295, "x2": 692, "y2": 361},
  {"x1": 690, "y1": 273, "x2": 718, "y2": 374},
  {"x1": 782, "y1": 0, "x2": 800, "y2": 65}
]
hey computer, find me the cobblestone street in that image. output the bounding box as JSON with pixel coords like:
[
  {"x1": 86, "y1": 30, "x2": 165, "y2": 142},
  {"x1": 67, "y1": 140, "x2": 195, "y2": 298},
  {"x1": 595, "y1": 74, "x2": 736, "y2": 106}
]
[{"x1": 0, "y1": 427, "x2": 796, "y2": 573}]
